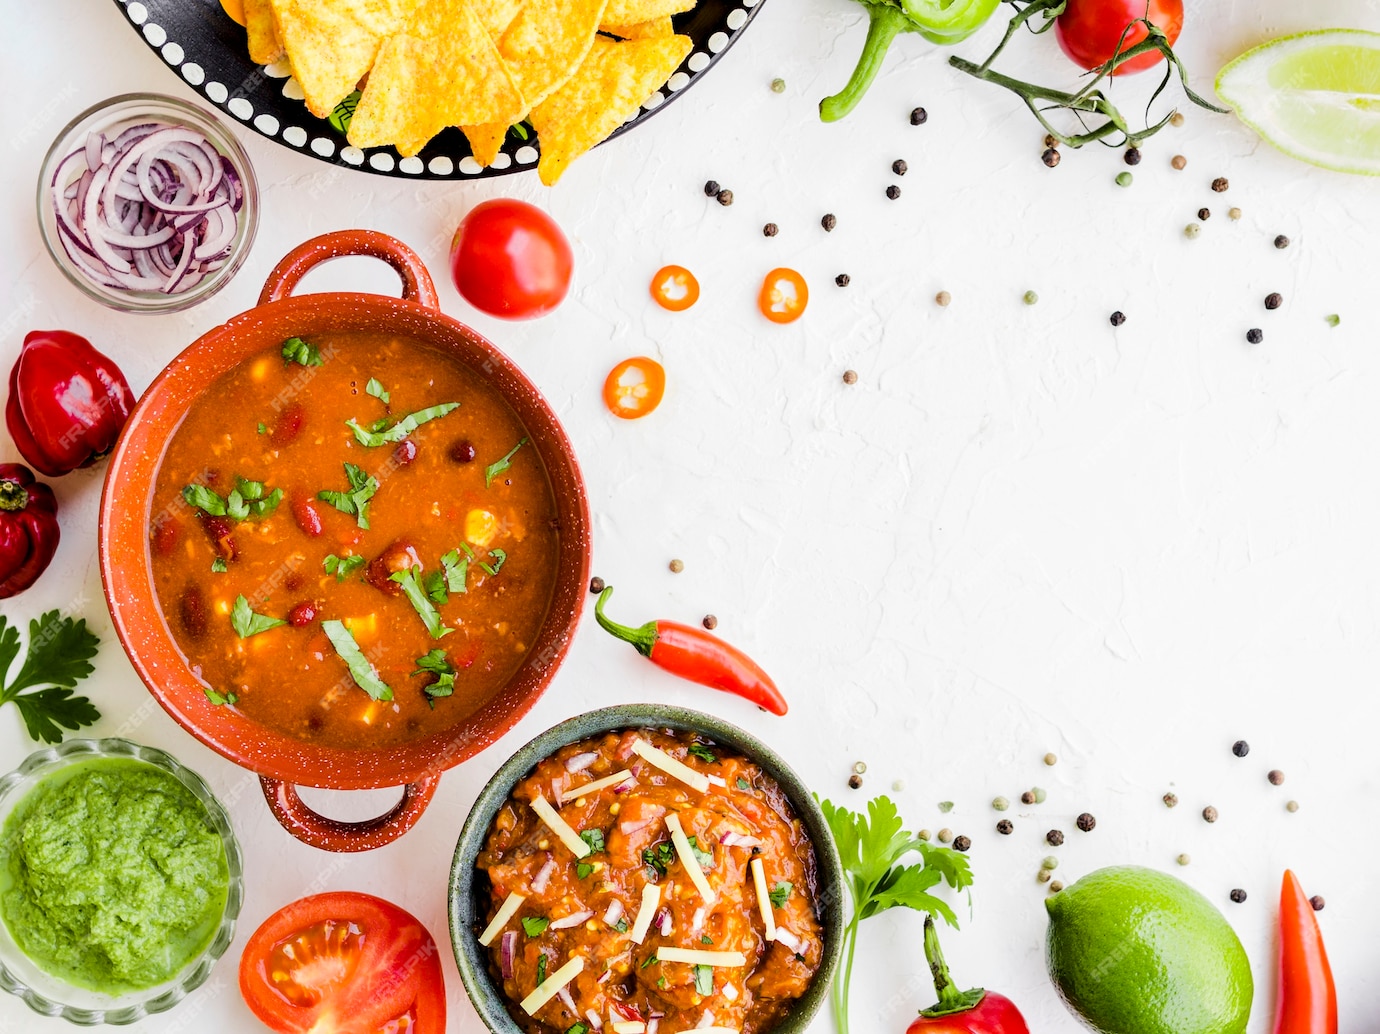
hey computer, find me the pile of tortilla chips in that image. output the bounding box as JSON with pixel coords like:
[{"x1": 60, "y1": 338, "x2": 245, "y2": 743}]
[{"x1": 240, "y1": 0, "x2": 694, "y2": 184}]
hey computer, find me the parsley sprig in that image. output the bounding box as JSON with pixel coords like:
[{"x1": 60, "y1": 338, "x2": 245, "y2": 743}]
[
  {"x1": 484, "y1": 437, "x2": 528, "y2": 487},
  {"x1": 819, "y1": 794, "x2": 973, "y2": 1034},
  {"x1": 183, "y1": 476, "x2": 283, "y2": 522},
  {"x1": 391, "y1": 569, "x2": 450, "y2": 639},
  {"x1": 346, "y1": 402, "x2": 458, "y2": 447},
  {"x1": 0, "y1": 613, "x2": 101, "y2": 744},
  {"x1": 281, "y1": 337, "x2": 322, "y2": 367},
  {"x1": 318, "y1": 463, "x2": 379, "y2": 529},
  {"x1": 411, "y1": 649, "x2": 455, "y2": 707},
  {"x1": 322, "y1": 620, "x2": 392, "y2": 701}
]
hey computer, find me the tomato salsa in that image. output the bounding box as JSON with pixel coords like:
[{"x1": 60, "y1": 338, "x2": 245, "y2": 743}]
[
  {"x1": 475, "y1": 729, "x2": 824, "y2": 1034},
  {"x1": 147, "y1": 330, "x2": 559, "y2": 749}
]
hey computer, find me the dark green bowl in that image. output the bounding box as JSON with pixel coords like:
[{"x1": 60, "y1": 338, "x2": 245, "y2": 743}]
[{"x1": 448, "y1": 704, "x2": 844, "y2": 1034}]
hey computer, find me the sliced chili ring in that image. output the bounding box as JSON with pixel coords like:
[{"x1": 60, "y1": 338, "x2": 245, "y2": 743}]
[
  {"x1": 650, "y1": 265, "x2": 700, "y2": 311},
  {"x1": 759, "y1": 268, "x2": 808, "y2": 324},
  {"x1": 603, "y1": 357, "x2": 666, "y2": 420}
]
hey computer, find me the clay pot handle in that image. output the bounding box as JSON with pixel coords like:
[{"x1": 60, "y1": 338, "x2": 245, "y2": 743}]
[
  {"x1": 260, "y1": 773, "x2": 440, "y2": 852},
  {"x1": 258, "y1": 229, "x2": 440, "y2": 309}
]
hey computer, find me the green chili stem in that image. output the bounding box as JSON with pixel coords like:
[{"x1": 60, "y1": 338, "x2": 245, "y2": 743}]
[
  {"x1": 819, "y1": 5, "x2": 910, "y2": 123},
  {"x1": 0, "y1": 480, "x2": 28, "y2": 513},
  {"x1": 593, "y1": 586, "x2": 660, "y2": 658}
]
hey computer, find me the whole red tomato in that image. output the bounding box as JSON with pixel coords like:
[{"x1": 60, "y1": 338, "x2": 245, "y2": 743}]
[
  {"x1": 449, "y1": 199, "x2": 573, "y2": 319},
  {"x1": 1055, "y1": 0, "x2": 1183, "y2": 75}
]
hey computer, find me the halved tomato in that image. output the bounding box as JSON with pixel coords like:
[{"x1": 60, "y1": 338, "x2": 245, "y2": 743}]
[{"x1": 239, "y1": 892, "x2": 446, "y2": 1034}]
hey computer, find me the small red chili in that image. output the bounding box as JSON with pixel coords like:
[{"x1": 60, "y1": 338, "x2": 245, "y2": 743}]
[
  {"x1": 907, "y1": 915, "x2": 1031, "y2": 1034},
  {"x1": 593, "y1": 585, "x2": 788, "y2": 715},
  {"x1": 0, "y1": 464, "x2": 61, "y2": 599},
  {"x1": 1274, "y1": 869, "x2": 1337, "y2": 1034},
  {"x1": 6, "y1": 329, "x2": 135, "y2": 476}
]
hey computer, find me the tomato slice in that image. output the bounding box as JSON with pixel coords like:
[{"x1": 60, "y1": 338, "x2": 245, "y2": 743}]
[
  {"x1": 239, "y1": 892, "x2": 446, "y2": 1034},
  {"x1": 650, "y1": 265, "x2": 700, "y2": 311},
  {"x1": 603, "y1": 358, "x2": 666, "y2": 419},
  {"x1": 759, "y1": 268, "x2": 808, "y2": 324}
]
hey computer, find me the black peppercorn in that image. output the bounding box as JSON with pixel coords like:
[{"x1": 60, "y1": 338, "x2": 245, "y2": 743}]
[
  {"x1": 910, "y1": 107, "x2": 927, "y2": 125},
  {"x1": 1021, "y1": 791, "x2": 1036, "y2": 805},
  {"x1": 1198, "y1": 207, "x2": 1211, "y2": 220},
  {"x1": 1310, "y1": 895, "x2": 1325, "y2": 911},
  {"x1": 589, "y1": 576, "x2": 605, "y2": 594},
  {"x1": 848, "y1": 774, "x2": 863, "y2": 789},
  {"x1": 763, "y1": 222, "x2": 779, "y2": 237},
  {"x1": 1247, "y1": 328, "x2": 1264, "y2": 344},
  {"x1": 892, "y1": 159, "x2": 908, "y2": 175},
  {"x1": 716, "y1": 188, "x2": 734, "y2": 206},
  {"x1": 1042, "y1": 148, "x2": 1061, "y2": 168},
  {"x1": 702, "y1": 614, "x2": 717, "y2": 630},
  {"x1": 1076, "y1": 813, "x2": 1096, "y2": 832},
  {"x1": 835, "y1": 274, "x2": 850, "y2": 287},
  {"x1": 1110, "y1": 311, "x2": 1126, "y2": 326},
  {"x1": 996, "y1": 819, "x2": 1014, "y2": 834},
  {"x1": 1212, "y1": 176, "x2": 1229, "y2": 192},
  {"x1": 1230, "y1": 889, "x2": 1247, "y2": 903},
  {"x1": 1124, "y1": 147, "x2": 1142, "y2": 166},
  {"x1": 703, "y1": 180, "x2": 720, "y2": 197},
  {"x1": 953, "y1": 835, "x2": 971, "y2": 853},
  {"x1": 1232, "y1": 740, "x2": 1250, "y2": 757},
  {"x1": 1046, "y1": 829, "x2": 1065, "y2": 847},
  {"x1": 821, "y1": 213, "x2": 837, "y2": 232},
  {"x1": 886, "y1": 185, "x2": 901, "y2": 200},
  {"x1": 1274, "y1": 234, "x2": 1291, "y2": 249},
  {"x1": 1203, "y1": 805, "x2": 1219, "y2": 823},
  {"x1": 1265, "y1": 292, "x2": 1283, "y2": 310}
]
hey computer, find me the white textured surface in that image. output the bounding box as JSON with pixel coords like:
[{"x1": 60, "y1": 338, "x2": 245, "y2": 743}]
[{"x1": 2, "y1": 0, "x2": 1379, "y2": 1030}]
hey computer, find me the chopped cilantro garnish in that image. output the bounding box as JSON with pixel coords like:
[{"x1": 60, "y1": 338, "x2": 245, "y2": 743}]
[
  {"x1": 321, "y1": 620, "x2": 392, "y2": 701},
  {"x1": 281, "y1": 336, "x2": 322, "y2": 367},
  {"x1": 522, "y1": 916, "x2": 550, "y2": 938},
  {"x1": 346, "y1": 402, "x2": 458, "y2": 447},
  {"x1": 686, "y1": 835, "x2": 713, "y2": 870},
  {"x1": 391, "y1": 569, "x2": 451, "y2": 640},
  {"x1": 770, "y1": 881, "x2": 793, "y2": 909},
  {"x1": 423, "y1": 569, "x2": 449, "y2": 605},
  {"x1": 226, "y1": 476, "x2": 283, "y2": 521},
  {"x1": 211, "y1": 557, "x2": 228, "y2": 573},
  {"x1": 642, "y1": 841, "x2": 675, "y2": 877},
  {"x1": 323, "y1": 554, "x2": 366, "y2": 581},
  {"x1": 657, "y1": 976, "x2": 667, "y2": 989},
  {"x1": 641, "y1": 954, "x2": 658, "y2": 970},
  {"x1": 615, "y1": 917, "x2": 629, "y2": 933},
  {"x1": 576, "y1": 862, "x2": 593, "y2": 879},
  {"x1": 203, "y1": 688, "x2": 238, "y2": 706},
  {"x1": 318, "y1": 462, "x2": 378, "y2": 529},
  {"x1": 484, "y1": 437, "x2": 529, "y2": 487},
  {"x1": 567, "y1": 1024, "x2": 589, "y2": 1034},
  {"x1": 701, "y1": 935, "x2": 713, "y2": 945},
  {"x1": 411, "y1": 649, "x2": 456, "y2": 707},
  {"x1": 579, "y1": 828, "x2": 606, "y2": 854},
  {"x1": 694, "y1": 964, "x2": 714, "y2": 995},
  {"x1": 442, "y1": 549, "x2": 469, "y2": 593},
  {"x1": 737, "y1": 777, "x2": 751, "y2": 790},
  {"x1": 257, "y1": 422, "x2": 268, "y2": 434},
  {"x1": 0, "y1": 612, "x2": 101, "y2": 744},
  {"x1": 479, "y1": 547, "x2": 507, "y2": 577},
  {"x1": 231, "y1": 595, "x2": 286, "y2": 638},
  {"x1": 181, "y1": 483, "x2": 226, "y2": 516},
  {"x1": 365, "y1": 377, "x2": 390, "y2": 405},
  {"x1": 687, "y1": 743, "x2": 716, "y2": 763},
  {"x1": 536, "y1": 954, "x2": 548, "y2": 985}
]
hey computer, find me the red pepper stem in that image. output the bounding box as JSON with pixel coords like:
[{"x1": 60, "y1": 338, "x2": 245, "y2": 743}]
[
  {"x1": 0, "y1": 480, "x2": 29, "y2": 513},
  {"x1": 594, "y1": 586, "x2": 660, "y2": 659},
  {"x1": 919, "y1": 915, "x2": 987, "y2": 1018}
]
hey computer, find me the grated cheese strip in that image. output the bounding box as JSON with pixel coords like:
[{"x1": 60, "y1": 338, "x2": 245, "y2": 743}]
[
  {"x1": 632, "y1": 739, "x2": 710, "y2": 793},
  {"x1": 531, "y1": 796, "x2": 592, "y2": 858},
  {"x1": 478, "y1": 891, "x2": 527, "y2": 946},
  {"x1": 697, "y1": 1029, "x2": 741, "y2": 1034},
  {"x1": 629, "y1": 883, "x2": 661, "y2": 944},
  {"x1": 750, "y1": 857, "x2": 777, "y2": 942},
  {"x1": 656, "y1": 947, "x2": 748, "y2": 967},
  {"x1": 611, "y1": 1023, "x2": 646, "y2": 1034},
  {"x1": 559, "y1": 769, "x2": 634, "y2": 803},
  {"x1": 665, "y1": 813, "x2": 716, "y2": 905},
  {"x1": 520, "y1": 956, "x2": 585, "y2": 1015}
]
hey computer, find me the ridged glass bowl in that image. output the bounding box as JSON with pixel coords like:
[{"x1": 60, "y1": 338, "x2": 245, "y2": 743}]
[{"x1": 0, "y1": 738, "x2": 243, "y2": 1024}]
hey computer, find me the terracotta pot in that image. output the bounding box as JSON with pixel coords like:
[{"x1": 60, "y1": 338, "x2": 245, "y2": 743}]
[{"x1": 99, "y1": 230, "x2": 591, "y2": 852}]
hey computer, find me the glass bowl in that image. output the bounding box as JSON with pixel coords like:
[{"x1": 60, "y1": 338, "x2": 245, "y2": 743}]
[
  {"x1": 0, "y1": 738, "x2": 244, "y2": 1024},
  {"x1": 37, "y1": 93, "x2": 260, "y2": 314}
]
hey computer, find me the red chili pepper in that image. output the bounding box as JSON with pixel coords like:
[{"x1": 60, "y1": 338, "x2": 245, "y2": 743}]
[
  {"x1": 0, "y1": 464, "x2": 60, "y2": 599},
  {"x1": 906, "y1": 916, "x2": 1030, "y2": 1034},
  {"x1": 6, "y1": 329, "x2": 135, "y2": 477},
  {"x1": 1274, "y1": 870, "x2": 1337, "y2": 1034},
  {"x1": 593, "y1": 585, "x2": 788, "y2": 715}
]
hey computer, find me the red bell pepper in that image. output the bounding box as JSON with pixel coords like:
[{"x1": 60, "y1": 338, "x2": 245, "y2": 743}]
[
  {"x1": 6, "y1": 329, "x2": 135, "y2": 476},
  {"x1": 0, "y1": 464, "x2": 60, "y2": 599},
  {"x1": 1274, "y1": 870, "x2": 1337, "y2": 1034},
  {"x1": 907, "y1": 916, "x2": 1030, "y2": 1034}
]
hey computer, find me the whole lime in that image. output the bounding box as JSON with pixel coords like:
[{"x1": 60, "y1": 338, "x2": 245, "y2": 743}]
[{"x1": 1046, "y1": 866, "x2": 1252, "y2": 1034}]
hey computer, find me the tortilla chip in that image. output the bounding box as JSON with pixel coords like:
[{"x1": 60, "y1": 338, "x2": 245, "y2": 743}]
[
  {"x1": 270, "y1": 0, "x2": 412, "y2": 118},
  {"x1": 530, "y1": 34, "x2": 691, "y2": 185},
  {"x1": 599, "y1": 15, "x2": 674, "y2": 38},
  {"x1": 601, "y1": 0, "x2": 692, "y2": 26},
  {"x1": 462, "y1": 123, "x2": 510, "y2": 167},
  {"x1": 348, "y1": 0, "x2": 527, "y2": 155},
  {"x1": 479, "y1": 0, "x2": 525, "y2": 37},
  {"x1": 244, "y1": 0, "x2": 284, "y2": 63}
]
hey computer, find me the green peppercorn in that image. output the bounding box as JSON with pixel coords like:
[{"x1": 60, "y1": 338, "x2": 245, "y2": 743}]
[
  {"x1": 1023, "y1": 290, "x2": 1039, "y2": 306},
  {"x1": 937, "y1": 828, "x2": 953, "y2": 843},
  {"x1": 938, "y1": 801, "x2": 954, "y2": 813},
  {"x1": 992, "y1": 796, "x2": 1010, "y2": 812},
  {"x1": 1184, "y1": 223, "x2": 1201, "y2": 239},
  {"x1": 1037, "y1": 868, "x2": 1053, "y2": 884},
  {"x1": 1116, "y1": 171, "x2": 1133, "y2": 187},
  {"x1": 1326, "y1": 314, "x2": 1340, "y2": 327},
  {"x1": 1041, "y1": 856, "x2": 1059, "y2": 870},
  {"x1": 1177, "y1": 853, "x2": 1191, "y2": 866},
  {"x1": 771, "y1": 77, "x2": 786, "y2": 93},
  {"x1": 917, "y1": 828, "x2": 932, "y2": 840},
  {"x1": 1032, "y1": 787, "x2": 1048, "y2": 804},
  {"x1": 1287, "y1": 800, "x2": 1300, "y2": 813}
]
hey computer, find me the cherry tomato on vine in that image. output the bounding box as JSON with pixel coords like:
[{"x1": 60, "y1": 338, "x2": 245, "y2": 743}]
[
  {"x1": 449, "y1": 199, "x2": 573, "y2": 319},
  {"x1": 603, "y1": 357, "x2": 666, "y2": 419},
  {"x1": 1055, "y1": 0, "x2": 1183, "y2": 75},
  {"x1": 650, "y1": 265, "x2": 700, "y2": 311},
  {"x1": 239, "y1": 892, "x2": 446, "y2": 1034},
  {"x1": 758, "y1": 268, "x2": 808, "y2": 324}
]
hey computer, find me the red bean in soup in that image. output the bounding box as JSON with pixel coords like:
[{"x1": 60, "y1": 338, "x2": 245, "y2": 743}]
[{"x1": 148, "y1": 331, "x2": 559, "y2": 749}]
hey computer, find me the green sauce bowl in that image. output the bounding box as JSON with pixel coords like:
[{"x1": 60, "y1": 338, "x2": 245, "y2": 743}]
[
  {"x1": 0, "y1": 738, "x2": 243, "y2": 1025},
  {"x1": 448, "y1": 704, "x2": 845, "y2": 1034}
]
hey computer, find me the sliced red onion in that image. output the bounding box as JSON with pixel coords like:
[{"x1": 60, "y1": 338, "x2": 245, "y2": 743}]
[
  {"x1": 774, "y1": 927, "x2": 801, "y2": 951},
  {"x1": 500, "y1": 931, "x2": 517, "y2": 980},
  {"x1": 603, "y1": 899, "x2": 625, "y2": 927},
  {"x1": 586, "y1": 1010, "x2": 604, "y2": 1030},
  {"x1": 565, "y1": 751, "x2": 600, "y2": 773},
  {"x1": 613, "y1": 776, "x2": 636, "y2": 794},
  {"x1": 690, "y1": 907, "x2": 705, "y2": 934},
  {"x1": 655, "y1": 908, "x2": 672, "y2": 937},
  {"x1": 550, "y1": 910, "x2": 594, "y2": 931},
  {"x1": 721, "y1": 983, "x2": 739, "y2": 1002},
  {"x1": 720, "y1": 832, "x2": 764, "y2": 850},
  {"x1": 597, "y1": 969, "x2": 613, "y2": 985},
  {"x1": 647, "y1": 1021, "x2": 660, "y2": 1034},
  {"x1": 558, "y1": 987, "x2": 578, "y2": 1016},
  {"x1": 50, "y1": 117, "x2": 243, "y2": 297},
  {"x1": 697, "y1": 1011, "x2": 716, "y2": 1029},
  {"x1": 531, "y1": 856, "x2": 556, "y2": 895}
]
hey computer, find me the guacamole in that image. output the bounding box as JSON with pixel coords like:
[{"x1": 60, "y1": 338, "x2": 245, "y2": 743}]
[{"x1": 0, "y1": 757, "x2": 229, "y2": 993}]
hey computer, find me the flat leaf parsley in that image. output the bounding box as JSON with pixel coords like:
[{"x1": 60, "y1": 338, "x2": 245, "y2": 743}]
[{"x1": 0, "y1": 612, "x2": 101, "y2": 744}]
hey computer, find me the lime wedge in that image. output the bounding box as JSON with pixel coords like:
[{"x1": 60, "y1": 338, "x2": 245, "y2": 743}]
[{"x1": 1216, "y1": 29, "x2": 1380, "y2": 175}]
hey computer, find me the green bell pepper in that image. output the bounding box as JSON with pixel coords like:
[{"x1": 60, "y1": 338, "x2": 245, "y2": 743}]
[{"x1": 819, "y1": 0, "x2": 1000, "y2": 122}]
